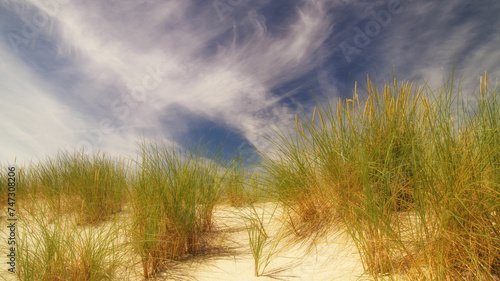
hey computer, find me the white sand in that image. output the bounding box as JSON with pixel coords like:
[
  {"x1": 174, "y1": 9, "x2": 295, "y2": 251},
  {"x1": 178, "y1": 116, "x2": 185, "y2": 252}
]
[
  {"x1": 155, "y1": 203, "x2": 367, "y2": 280},
  {"x1": 1, "y1": 203, "x2": 368, "y2": 280}
]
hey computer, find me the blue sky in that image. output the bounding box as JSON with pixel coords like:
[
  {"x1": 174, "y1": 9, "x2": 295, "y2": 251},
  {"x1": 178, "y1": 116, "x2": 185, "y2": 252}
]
[{"x1": 1, "y1": 0, "x2": 499, "y2": 164}]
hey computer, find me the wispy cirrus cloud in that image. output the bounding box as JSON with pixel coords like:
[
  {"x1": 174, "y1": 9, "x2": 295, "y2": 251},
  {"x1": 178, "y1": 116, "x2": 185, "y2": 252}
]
[
  {"x1": 0, "y1": 0, "x2": 334, "y2": 162},
  {"x1": 1, "y1": 0, "x2": 499, "y2": 163}
]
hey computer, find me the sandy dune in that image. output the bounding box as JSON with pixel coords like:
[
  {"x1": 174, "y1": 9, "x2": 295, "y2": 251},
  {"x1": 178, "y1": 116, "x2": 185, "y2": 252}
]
[
  {"x1": 1, "y1": 203, "x2": 368, "y2": 280},
  {"x1": 153, "y1": 203, "x2": 367, "y2": 280}
]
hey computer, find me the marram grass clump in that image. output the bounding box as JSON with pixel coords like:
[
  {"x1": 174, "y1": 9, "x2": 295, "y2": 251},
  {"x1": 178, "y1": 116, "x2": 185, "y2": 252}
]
[
  {"x1": 261, "y1": 72, "x2": 500, "y2": 280},
  {"x1": 130, "y1": 139, "x2": 235, "y2": 278},
  {"x1": 16, "y1": 206, "x2": 127, "y2": 281},
  {"x1": 20, "y1": 150, "x2": 128, "y2": 225}
]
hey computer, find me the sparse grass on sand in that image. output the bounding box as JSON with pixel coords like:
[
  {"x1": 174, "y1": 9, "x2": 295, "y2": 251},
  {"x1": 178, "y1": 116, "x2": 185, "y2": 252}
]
[
  {"x1": 16, "y1": 207, "x2": 128, "y2": 281},
  {"x1": 5, "y1": 71, "x2": 500, "y2": 280}
]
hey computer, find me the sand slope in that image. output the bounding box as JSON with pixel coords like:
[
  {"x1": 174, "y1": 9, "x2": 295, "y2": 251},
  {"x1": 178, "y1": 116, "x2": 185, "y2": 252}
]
[{"x1": 1, "y1": 203, "x2": 368, "y2": 280}]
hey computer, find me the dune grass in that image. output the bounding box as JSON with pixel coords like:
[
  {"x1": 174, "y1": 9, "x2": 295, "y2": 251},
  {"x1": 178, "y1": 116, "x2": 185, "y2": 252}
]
[
  {"x1": 19, "y1": 150, "x2": 129, "y2": 225},
  {"x1": 16, "y1": 204, "x2": 128, "y2": 281},
  {"x1": 223, "y1": 167, "x2": 266, "y2": 207},
  {"x1": 242, "y1": 202, "x2": 286, "y2": 277},
  {"x1": 260, "y1": 72, "x2": 500, "y2": 280},
  {"x1": 129, "y1": 139, "x2": 238, "y2": 278},
  {"x1": 221, "y1": 159, "x2": 247, "y2": 207},
  {"x1": 13, "y1": 152, "x2": 131, "y2": 280}
]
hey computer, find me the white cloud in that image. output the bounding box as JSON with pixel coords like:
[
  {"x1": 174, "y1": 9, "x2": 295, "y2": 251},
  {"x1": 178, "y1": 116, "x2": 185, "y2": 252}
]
[
  {"x1": 0, "y1": 40, "x2": 88, "y2": 164},
  {"x1": 21, "y1": 0, "x2": 333, "y2": 157},
  {"x1": 2, "y1": 0, "x2": 499, "y2": 164}
]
